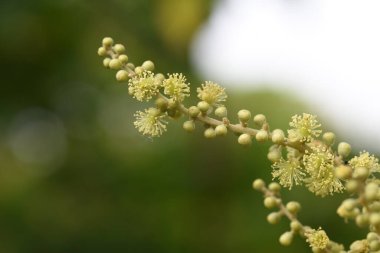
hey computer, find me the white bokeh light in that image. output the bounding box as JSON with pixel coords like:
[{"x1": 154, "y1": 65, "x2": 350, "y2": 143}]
[{"x1": 191, "y1": 0, "x2": 380, "y2": 151}]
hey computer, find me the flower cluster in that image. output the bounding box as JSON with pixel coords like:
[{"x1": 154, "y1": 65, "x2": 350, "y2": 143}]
[{"x1": 98, "y1": 37, "x2": 380, "y2": 253}]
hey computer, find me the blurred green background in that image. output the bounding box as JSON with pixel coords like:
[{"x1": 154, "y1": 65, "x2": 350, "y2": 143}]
[{"x1": 0, "y1": 0, "x2": 369, "y2": 252}]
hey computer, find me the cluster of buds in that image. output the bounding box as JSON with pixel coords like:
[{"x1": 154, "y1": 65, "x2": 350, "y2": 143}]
[{"x1": 97, "y1": 37, "x2": 380, "y2": 253}]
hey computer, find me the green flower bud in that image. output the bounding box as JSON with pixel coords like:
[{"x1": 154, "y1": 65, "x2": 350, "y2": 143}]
[
  {"x1": 238, "y1": 133, "x2": 252, "y2": 146},
  {"x1": 98, "y1": 47, "x2": 107, "y2": 56},
  {"x1": 142, "y1": 60, "x2": 155, "y2": 71},
  {"x1": 370, "y1": 202, "x2": 380, "y2": 212},
  {"x1": 253, "y1": 114, "x2": 266, "y2": 126},
  {"x1": 290, "y1": 221, "x2": 302, "y2": 232},
  {"x1": 341, "y1": 198, "x2": 357, "y2": 211},
  {"x1": 103, "y1": 58, "x2": 111, "y2": 68},
  {"x1": 154, "y1": 73, "x2": 165, "y2": 85},
  {"x1": 271, "y1": 129, "x2": 285, "y2": 144},
  {"x1": 118, "y1": 54, "x2": 129, "y2": 63},
  {"x1": 268, "y1": 182, "x2": 281, "y2": 192},
  {"x1": 365, "y1": 182, "x2": 379, "y2": 201},
  {"x1": 215, "y1": 106, "x2": 227, "y2": 118},
  {"x1": 134, "y1": 66, "x2": 144, "y2": 75},
  {"x1": 102, "y1": 37, "x2": 114, "y2": 47},
  {"x1": 370, "y1": 213, "x2": 380, "y2": 226},
  {"x1": 127, "y1": 63, "x2": 135, "y2": 70},
  {"x1": 370, "y1": 240, "x2": 380, "y2": 251},
  {"x1": 356, "y1": 214, "x2": 369, "y2": 228},
  {"x1": 109, "y1": 59, "x2": 122, "y2": 69},
  {"x1": 267, "y1": 149, "x2": 281, "y2": 163},
  {"x1": 183, "y1": 120, "x2": 195, "y2": 132},
  {"x1": 286, "y1": 201, "x2": 301, "y2": 214},
  {"x1": 113, "y1": 43, "x2": 125, "y2": 54},
  {"x1": 350, "y1": 240, "x2": 369, "y2": 253},
  {"x1": 267, "y1": 212, "x2": 281, "y2": 224},
  {"x1": 256, "y1": 130, "x2": 268, "y2": 142},
  {"x1": 338, "y1": 142, "x2": 351, "y2": 158},
  {"x1": 155, "y1": 97, "x2": 168, "y2": 111},
  {"x1": 334, "y1": 165, "x2": 352, "y2": 180},
  {"x1": 237, "y1": 109, "x2": 251, "y2": 122},
  {"x1": 353, "y1": 167, "x2": 370, "y2": 180},
  {"x1": 279, "y1": 231, "x2": 293, "y2": 246},
  {"x1": 322, "y1": 132, "x2": 335, "y2": 145},
  {"x1": 188, "y1": 106, "x2": 200, "y2": 118},
  {"x1": 264, "y1": 196, "x2": 278, "y2": 209},
  {"x1": 197, "y1": 101, "x2": 210, "y2": 114},
  {"x1": 367, "y1": 232, "x2": 378, "y2": 242},
  {"x1": 167, "y1": 109, "x2": 182, "y2": 119},
  {"x1": 204, "y1": 128, "x2": 216, "y2": 138},
  {"x1": 346, "y1": 180, "x2": 360, "y2": 193},
  {"x1": 252, "y1": 179, "x2": 265, "y2": 191},
  {"x1": 215, "y1": 125, "x2": 228, "y2": 136},
  {"x1": 116, "y1": 70, "x2": 129, "y2": 82}
]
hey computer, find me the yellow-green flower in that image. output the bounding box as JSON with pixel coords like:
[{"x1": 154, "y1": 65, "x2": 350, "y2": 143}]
[
  {"x1": 305, "y1": 228, "x2": 329, "y2": 250},
  {"x1": 134, "y1": 108, "x2": 167, "y2": 137},
  {"x1": 272, "y1": 157, "x2": 305, "y2": 189},
  {"x1": 128, "y1": 71, "x2": 159, "y2": 101},
  {"x1": 349, "y1": 151, "x2": 380, "y2": 174},
  {"x1": 288, "y1": 113, "x2": 322, "y2": 143},
  {"x1": 197, "y1": 81, "x2": 227, "y2": 106},
  {"x1": 162, "y1": 73, "x2": 190, "y2": 102},
  {"x1": 303, "y1": 146, "x2": 343, "y2": 197}
]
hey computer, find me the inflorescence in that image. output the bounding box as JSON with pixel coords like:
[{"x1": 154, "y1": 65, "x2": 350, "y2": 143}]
[{"x1": 98, "y1": 37, "x2": 380, "y2": 253}]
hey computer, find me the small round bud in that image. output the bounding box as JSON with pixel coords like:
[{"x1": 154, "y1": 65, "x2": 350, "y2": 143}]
[
  {"x1": 370, "y1": 202, "x2": 380, "y2": 212},
  {"x1": 183, "y1": 121, "x2": 195, "y2": 132},
  {"x1": 215, "y1": 125, "x2": 228, "y2": 136},
  {"x1": 322, "y1": 132, "x2": 335, "y2": 145},
  {"x1": 338, "y1": 142, "x2": 351, "y2": 158},
  {"x1": 286, "y1": 201, "x2": 301, "y2": 214},
  {"x1": 253, "y1": 114, "x2": 266, "y2": 126},
  {"x1": 267, "y1": 212, "x2": 281, "y2": 224},
  {"x1": 353, "y1": 167, "x2": 370, "y2": 180},
  {"x1": 268, "y1": 182, "x2": 281, "y2": 192},
  {"x1": 154, "y1": 73, "x2": 165, "y2": 85},
  {"x1": 116, "y1": 70, "x2": 129, "y2": 82},
  {"x1": 197, "y1": 101, "x2": 210, "y2": 113},
  {"x1": 155, "y1": 97, "x2": 168, "y2": 111},
  {"x1": 167, "y1": 99, "x2": 177, "y2": 110},
  {"x1": 113, "y1": 43, "x2": 125, "y2": 54},
  {"x1": 342, "y1": 199, "x2": 357, "y2": 211},
  {"x1": 142, "y1": 60, "x2": 155, "y2": 71},
  {"x1": 290, "y1": 221, "x2": 302, "y2": 232},
  {"x1": 264, "y1": 196, "x2": 278, "y2": 209},
  {"x1": 167, "y1": 109, "x2": 182, "y2": 119},
  {"x1": 238, "y1": 133, "x2": 252, "y2": 146},
  {"x1": 118, "y1": 54, "x2": 129, "y2": 63},
  {"x1": 215, "y1": 106, "x2": 227, "y2": 118},
  {"x1": 256, "y1": 130, "x2": 268, "y2": 142},
  {"x1": 370, "y1": 213, "x2": 380, "y2": 226},
  {"x1": 238, "y1": 109, "x2": 251, "y2": 122},
  {"x1": 335, "y1": 165, "x2": 352, "y2": 180},
  {"x1": 98, "y1": 47, "x2": 107, "y2": 57},
  {"x1": 365, "y1": 182, "x2": 379, "y2": 201},
  {"x1": 279, "y1": 231, "x2": 293, "y2": 246},
  {"x1": 109, "y1": 59, "x2": 122, "y2": 69},
  {"x1": 267, "y1": 149, "x2": 281, "y2": 163},
  {"x1": 188, "y1": 106, "x2": 200, "y2": 118},
  {"x1": 367, "y1": 232, "x2": 378, "y2": 242},
  {"x1": 252, "y1": 179, "x2": 265, "y2": 190},
  {"x1": 356, "y1": 214, "x2": 369, "y2": 228},
  {"x1": 370, "y1": 240, "x2": 380, "y2": 251},
  {"x1": 346, "y1": 180, "x2": 360, "y2": 193},
  {"x1": 134, "y1": 66, "x2": 144, "y2": 75},
  {"x1": 102, "y1": 37, "x2": 114, "y2": 47},
  {"x1": 127, "y1": 63, "x2": 135, "y2": 70},
  {"x1": 350, "y1": 240, "x2": 368, "y2": 253},
  {"x1": 271, "y1": 129, "x2": 285, "y2": 144},
  {"x1": 204, "y1": 128, "x2": 216, "y2": 138},
  {"x1": 103, "y1": 58, "x2": 111, "y2": 68}
]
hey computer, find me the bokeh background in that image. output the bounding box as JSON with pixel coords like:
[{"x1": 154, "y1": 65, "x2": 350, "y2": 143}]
[{"x1": 0, "y1": 0, "x2": 376, "y2": 252}]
